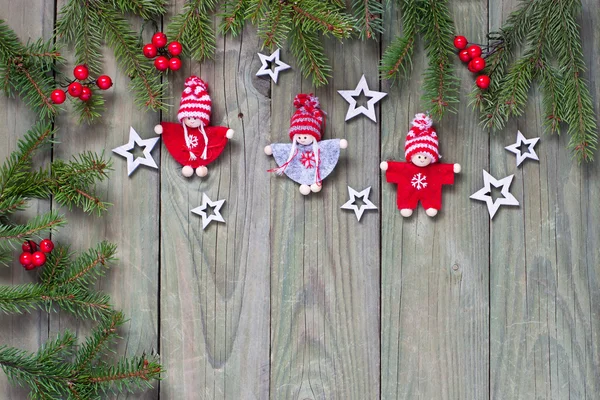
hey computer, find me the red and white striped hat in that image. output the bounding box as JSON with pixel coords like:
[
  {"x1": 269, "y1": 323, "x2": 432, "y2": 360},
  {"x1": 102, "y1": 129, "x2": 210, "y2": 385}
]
[
  {"x1": 405, "y1": 113, "x2": 440, "y2": 163},
  {"x1": 289, "y1": 93, "x2": 325, "y2": 141},
  {"x1": 178, "y1": 76, "x2": 211, "y2": 125}
]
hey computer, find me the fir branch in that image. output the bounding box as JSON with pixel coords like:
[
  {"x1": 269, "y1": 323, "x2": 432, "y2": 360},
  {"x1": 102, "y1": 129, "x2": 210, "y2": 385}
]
[
  {"x1": 167, "y1": 0, "x2": 217, "y2": 61},
  {"x1": 55, "y1": 242, "x2": 117, "y2": 288},
  {"x1": 258, "y1": 1, "x2": 291, "y2": 49},
  {"x1": 352, "y1": 0, "x2": 384, "y2": 40},
  {"x1": 418, "y1": 0, "x2": 458, "y2": 118},
  {"x1": 246, "y1": 0, "x2": 267, "y2": 24},
  {"x1": 0, "y1": 211, "x2": 65, "y2": 247},
  {"x1": 289, "y1": 27, "x2": 331, "y2": 87},
  {"x1": 291, "y1": 1, "x2": 354, "y2": 39},
  {"x1": 114, "y1": 0, "x2": 167, "y2": 19},
  {"x1": 219, "y1": 0, "x2": 250, "y2": 36},
  {"x1": 74, "y1": 312, "x2": 124, "y2": 372},
  {"x1": 380, "y1": 0, "x2": 417, "y2": 80}
]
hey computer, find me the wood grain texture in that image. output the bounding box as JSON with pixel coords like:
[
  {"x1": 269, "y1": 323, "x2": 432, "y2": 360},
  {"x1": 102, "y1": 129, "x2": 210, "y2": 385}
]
[
  {"x1": 0, "y1": 1, "x2": 54, "y2": 398},
  {"x1": 159, "y1": 2, "x2": 271, "y2": 399},
  {"x1": 380, "y1": 0, "x2": 489, "y2": 398},
  {"x1": 268, "y1": 33, "x2": 381, "y2": 400}
]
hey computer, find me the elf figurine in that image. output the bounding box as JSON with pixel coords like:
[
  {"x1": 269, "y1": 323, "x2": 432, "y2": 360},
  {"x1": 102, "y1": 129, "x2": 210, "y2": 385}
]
[
  {"x1": 154, "y1": 76, "x2": 234, "y2": 178},
  {"x1": 380, "y1": 113, "x2": 460, "y2": 217},
  {"x1": 265, "y1": 93, "x2": 348, "y2": 195}
]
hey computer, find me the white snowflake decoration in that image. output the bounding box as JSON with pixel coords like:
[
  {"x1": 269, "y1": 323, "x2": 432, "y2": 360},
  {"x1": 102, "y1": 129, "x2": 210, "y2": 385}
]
[
  {"x1": 411, "y1": 173, "x2": 428, "y2": 190},
  {"x1": 187, "y1": 135, "x2": 199, "y2": 148}
]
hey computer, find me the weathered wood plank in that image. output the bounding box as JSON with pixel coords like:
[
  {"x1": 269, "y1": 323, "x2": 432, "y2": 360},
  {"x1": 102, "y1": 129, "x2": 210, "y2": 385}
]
[
  {"x1": 268, "y1": 36, "x2": 381, "y2": 400},
  {"x1": 489, "y1": 0, "x2": 600, "y2": 399},
  {"x1": 50, "y1": 2, "x2": 160, "y2": 399},
  {"x1": 0, "y1": 1, "x2": 54, "y2": 398},
  {"x1": 159, "y1": 3, "x2": 271, "y2": 398},
  {"x1": 380, "y1": 1, "x2": 490, "y2": 398}
]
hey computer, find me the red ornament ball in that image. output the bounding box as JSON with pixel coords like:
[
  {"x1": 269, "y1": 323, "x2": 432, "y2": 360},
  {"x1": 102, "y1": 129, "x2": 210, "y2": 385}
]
[
  {"x1": 32, "y1": 251, "x2": 46, "y2": 267},
  {"x1": 154, "y1": 56, "x2": 169, "y2": 71},
  {"x1": 476, "y1": 75, "x2": 491, "y2": 89},
  {"x1": 79, "y1": 86, "x2": 92, "y2": 101},
  {"x1": 453, "y1": 35, "x2": 468, "y2": 50},
  {"x1": 68, "y1": 81, "x2": 83, "y2": 97},
  {"x1": 73, "y1": 64, "x2": 89, "y2": 81},
  {"x1": 24, "y1": 263, "x2": 36, "y2": 271},
  {"x1": 152, "y1": 32, "x2": 168, "y2": 48},
  {"x1": 96, "y1": 75, "x2": 113, "y2": 90},
  {"x1": 469, "y1": 57, "x2": 486, "y2": 72},
  {"x1": 19, "y1": 252, "x2": 33, "y2": 266},
  {"x1": 50, "y1": 89, "x2": 66, "y2": 104},
  {"x1": 39, "y1": 239, "x2": 54, "y2": 253},
  {"x1": 467, "y1": 45, "x2": 482, "y2": 59},
  {"x1": 143, "y1": 43, "x2": 158, "y2": 58},
  {"x1": 167, "y1": 41, "x2": 183, "y2": 56},
  {"x1": 22, "y1": 240, "x2": 37, "y2": 253},
  {"x1": 169, "y1": 57, "x2": 182, "y2": 71},
  {"x1": 458, "y1": 49, "x2": 471, "y2": 63}
]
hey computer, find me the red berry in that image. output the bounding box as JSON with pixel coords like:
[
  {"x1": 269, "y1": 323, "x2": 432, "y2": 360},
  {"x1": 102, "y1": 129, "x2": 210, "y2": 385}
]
[
  {"x1": 453, "y1": 36, "x2": 468, "y2": 50},
  {"x1": 22, "y1": 240, "x2": 38, "y2": 253},
  {"x1": 469, "y1": 57, "x2": 486, "y2": 73},
  {"x1": 39, "y1": 239, "x2": 54, "y2": 253},
  {"x1": 96, "y1": 75, "x2": 113, "y2": 90},
  {"x1": 152, "y1": 32, "x2": 168, "y2": 48},
  {"x1": 32, "y1": 251, "x2": 46, "y2": 267},
  {"x1": 73, "y1": 65, "x2": 89, "y2": 81},
  {"x1": 50, "y1": 89, "x2": 66, "y2": 104},
  {"x1": 169, "y1": 57, "x2": 182, "y2": 71},
  {"x1": 167, "y1": 41, "x2": 183, "y2": 56},
  {"x1": 19, "y1": 252, "x2": 33, "y2": 266},
  {"x1": 79, "y1": 86, "x2": 92, "y2": 101},
  {"x1": 24, "y1": 263, "x2": 36, "y2": 271},
  {"x1": 68, "y1": 82, "x2": 83, "y2": 97},
  {"x1": 476, "y1": 75, "x2": 491, "y2": 89},
  {"x1": 458, "y1": 49, "x2": 471, "y2": 63},
  {"x1": 154, "y1": 56, "x2": 169, "y2": 71},
  {"x1": 467, "y1": 45, "x2": 482, "y2": 59},
  {"x1": 143, "y1": 43, "x2": 158, "y2": 58}
]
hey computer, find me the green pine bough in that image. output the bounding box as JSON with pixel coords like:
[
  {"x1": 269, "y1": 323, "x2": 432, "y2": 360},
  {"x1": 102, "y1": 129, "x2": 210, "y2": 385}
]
[
  {"x1": 0, "y1": 121, "x2": 162, "y2": 398},
  {"x1": 470, "y1": 0, "x2": 597, "y2": 162},
  {"x1": 380, "y1": 0, "x2": 459, "y2": 120}
]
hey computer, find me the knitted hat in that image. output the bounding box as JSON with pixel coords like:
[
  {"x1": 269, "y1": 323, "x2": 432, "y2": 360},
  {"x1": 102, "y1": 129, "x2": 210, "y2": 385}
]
[
  {"x1": 405, "y1": 113, "x2": 440, "y2": 163},
  {"x1": 178, "y1": 76, "x2": 211, "y2": 125},
  {"x1": 289, "y1": 93, "x2": 325, "y2": 142}
]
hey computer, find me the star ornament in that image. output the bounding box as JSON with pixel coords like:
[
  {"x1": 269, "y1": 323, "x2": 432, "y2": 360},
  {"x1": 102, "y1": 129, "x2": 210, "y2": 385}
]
[
  {"x1": 470, "y1": 170, "x2": 519, "y2": 219},
  {"x1": 112, "y1": 127, "x2": 160, "y2": 176},
  {"x1": 256, "y1": 48, "x2": 291, "y2": 83},
  {"x1": 505, "y1": 130, "x2": 540, "y2": 167},
  {"x1": 340, "y1": 186, "x2": 378, "y2": 221},
  {"x1": 191, "y1": 193, "x2": 226, "y2": 230},
  {"x1": 337, "y1": 74, "x2": 387, "y2": 122}
]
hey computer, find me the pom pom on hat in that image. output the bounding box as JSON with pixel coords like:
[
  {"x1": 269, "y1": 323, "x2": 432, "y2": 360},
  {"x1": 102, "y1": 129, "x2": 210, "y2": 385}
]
[
  {"x1": 289, "y1": 93, "x2": 325, "y2": 141},
  {"x1": 178, "y1": 76, "x2": 211, "y2": 125},
  {"x1": 404, "y1": 113, "x2": 440, "y2": 163}
]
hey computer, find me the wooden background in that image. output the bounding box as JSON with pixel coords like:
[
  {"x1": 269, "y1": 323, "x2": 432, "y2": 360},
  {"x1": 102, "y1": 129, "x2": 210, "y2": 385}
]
[{"x1": 1, "y1": 0, "x2": 599, "y2": 398}]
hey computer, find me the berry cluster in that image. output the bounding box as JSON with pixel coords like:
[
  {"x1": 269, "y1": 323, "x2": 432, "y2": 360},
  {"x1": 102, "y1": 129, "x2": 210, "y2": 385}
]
[
  {"x1": 50, "y1": 65, "x2": 113, "y2": 104},
  {"x1": 19, "y1": 239, "x2": 54, "y2": 270},
  {"x1": 453, "y1": 36, "x2": 490, "y2": 90},
  {"x1": 143, "y1": 32, "x2": 182, "y2": 72}
]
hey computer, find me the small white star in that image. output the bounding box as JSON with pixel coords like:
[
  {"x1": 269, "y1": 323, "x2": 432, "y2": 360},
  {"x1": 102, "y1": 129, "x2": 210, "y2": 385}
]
[
  {"x1": 340, "y1": 186, "x2": 378, "y2": 222},
  {"x1": 191, "y1": 193, "x2": 226, "y2": 230},
  {"x1": 470, "y1": 170, "x2": 519, "y2": 219},
  {"x1": 505, "y1": 130, "x2": 540, "y2": 167},
  {"x1": 256, "y1": 48, "x2": 291, "y2": 83},
  {"x1": 112, "y1": 127, "x2": 160, "y2": 176},
  {"x1": 337, "y1": 74, "x2": 387, "y2": 122}
]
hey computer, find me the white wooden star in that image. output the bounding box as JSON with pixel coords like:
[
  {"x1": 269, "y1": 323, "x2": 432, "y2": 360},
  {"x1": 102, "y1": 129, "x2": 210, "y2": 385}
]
[
  {"x1": 470, "y1": 170, "x2": 519, "y2": 219},
  {"x1": 112, "y1": 127, "x2": 160, "y2": 176},
  {"x1": 191, "y1": 193, "x2": 226, "y2": 230},
  {"x1": 340, "y1": 186, "x2": 378, "y2": 221},
  {"x1": 505, "y1": 130, "x2": 540, "y2": 167},
  {"x1": 337, "y1": 74, "x2": 387, "y2": 122},
  {"x1": 256, "y1": 49, "x2": 291, "y2": 83}
]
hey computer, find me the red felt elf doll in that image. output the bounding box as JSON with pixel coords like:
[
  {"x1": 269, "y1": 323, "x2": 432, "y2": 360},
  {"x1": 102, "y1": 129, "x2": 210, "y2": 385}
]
[
  {"x1": 380, "y1": 113, "x2": 461, "y2": 217},
  {"x1": 154, "y1": 76, "x2": 234, "y2": 178}
]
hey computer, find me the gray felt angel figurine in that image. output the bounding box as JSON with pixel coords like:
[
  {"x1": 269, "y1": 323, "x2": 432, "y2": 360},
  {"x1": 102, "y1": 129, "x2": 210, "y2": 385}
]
[{"x1": 265, "y1": 93, "x2": 348, "y2": 195}]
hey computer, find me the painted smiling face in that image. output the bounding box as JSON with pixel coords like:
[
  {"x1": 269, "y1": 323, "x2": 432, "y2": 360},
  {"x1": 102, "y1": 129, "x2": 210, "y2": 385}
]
[
  {"x1": 183, "y1": 117, "x2": 203, "y2": 128},
  {"x1": 294, "y1": 134, "x2": 315, "y2": 146},
  {"x1": 411, "y1": 153, "x2": 432, "y2": 167}
]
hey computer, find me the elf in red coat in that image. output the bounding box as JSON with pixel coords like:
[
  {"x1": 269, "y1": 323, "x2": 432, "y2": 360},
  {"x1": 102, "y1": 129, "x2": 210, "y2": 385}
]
[
  {"x1": 380, "y1": 113, "x2": 461, "y2": 217},
  {"x1": 154, "y1": 76, "x2": 234, "y2": 178}
]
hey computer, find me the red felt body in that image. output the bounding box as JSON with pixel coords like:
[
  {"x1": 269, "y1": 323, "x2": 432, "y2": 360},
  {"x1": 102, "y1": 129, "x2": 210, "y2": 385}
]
[
  {"x1": 386, "y1": 161, "x2": 455, "y2": 210},
  {"x1": 160, "y1": 122, "x2": 229, "y2": 168}
]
